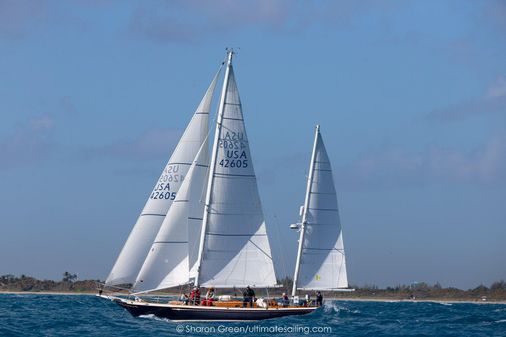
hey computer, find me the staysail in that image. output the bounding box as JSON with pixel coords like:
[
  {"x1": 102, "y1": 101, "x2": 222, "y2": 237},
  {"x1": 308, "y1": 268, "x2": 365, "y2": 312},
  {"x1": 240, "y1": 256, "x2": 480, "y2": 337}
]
[
  {"x1": 195, "y1": 51, "x2": 277, "y2": 288},
  {"x1": 132, "y1": 139, "x2": 209, "y2": 293},
  {"x1": 105, "y1": 69, "x2": 220, "y2": 286},
  {"x1": 292, "y1": 126, "x2": 348, "y2": 293}
]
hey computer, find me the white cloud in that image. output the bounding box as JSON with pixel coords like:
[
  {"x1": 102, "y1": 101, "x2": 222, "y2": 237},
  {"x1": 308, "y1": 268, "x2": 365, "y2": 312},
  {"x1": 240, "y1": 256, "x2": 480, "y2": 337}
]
[
  {"x1": 28, "y1": 114, "x2": 55, "y2": 131},
  {"x1": 486, "y1": 76, "x2": 506, "y2": 98},
  {"x1": 83, "y1": 128, "x2": 182, "y2": 161},
  {"x1": 337, "y1": 136, "x2": 506, "y2": 188},
  {"x1": 426, "y1": 76, "x2": 506, "y2": 122},
  {"x1": 0, "y1": 114, "x2": 57, "y2": 169}
]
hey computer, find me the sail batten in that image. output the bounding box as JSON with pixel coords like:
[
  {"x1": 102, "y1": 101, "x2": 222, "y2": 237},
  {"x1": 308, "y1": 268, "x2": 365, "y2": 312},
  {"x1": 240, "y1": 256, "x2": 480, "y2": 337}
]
[{"x1": 105, "y1": 67, "x2": 221, "y2": 287}]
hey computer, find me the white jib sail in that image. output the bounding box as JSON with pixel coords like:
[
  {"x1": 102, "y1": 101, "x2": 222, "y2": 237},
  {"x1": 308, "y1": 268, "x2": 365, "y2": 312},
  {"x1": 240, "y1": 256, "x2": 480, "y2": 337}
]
[
  {"x1": 105, "y1": 69, "x2": 219, "y2": 286},
  {"x1": 197, "y1": 58, "x2": 277, "y2": 288},
  {"x1": 132, "y1": 139, "x2": 209, "y2": 293},
  {"x1": 296, "y1": 127, "x2": 348, "y2": 290}
]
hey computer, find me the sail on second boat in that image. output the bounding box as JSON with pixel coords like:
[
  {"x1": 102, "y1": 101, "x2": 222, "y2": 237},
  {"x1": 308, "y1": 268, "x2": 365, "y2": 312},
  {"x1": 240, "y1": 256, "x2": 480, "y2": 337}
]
[{"x1": 293, "y1": 126, "x2": 348, "y2": 293}]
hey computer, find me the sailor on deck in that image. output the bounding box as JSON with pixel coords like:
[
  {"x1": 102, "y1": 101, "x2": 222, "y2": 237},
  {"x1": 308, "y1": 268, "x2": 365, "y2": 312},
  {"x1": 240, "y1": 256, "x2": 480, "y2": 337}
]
[
  {"x1": 316, "y1": 291, "x2": 323, "y2": 307},
  {"x1": 242, "y1": 286, "x2": 255, "y2": 308},
  {"x1": 202, "y1": 288, "x2": 215, "y2": 306},
  {"x1": 189, "y1": 287, "x2": 201, "y2": 305}
]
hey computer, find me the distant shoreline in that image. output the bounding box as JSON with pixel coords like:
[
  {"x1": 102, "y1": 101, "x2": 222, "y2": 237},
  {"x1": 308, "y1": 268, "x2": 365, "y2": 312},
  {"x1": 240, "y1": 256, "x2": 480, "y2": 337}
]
[{"x1": 1, "y1": 291, "x2": 505, "y2": 304}]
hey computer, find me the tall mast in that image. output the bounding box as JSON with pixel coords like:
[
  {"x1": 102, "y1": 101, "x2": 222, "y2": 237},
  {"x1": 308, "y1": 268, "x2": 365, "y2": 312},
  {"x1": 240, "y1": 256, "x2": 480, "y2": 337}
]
[
  {"x1": 194, "y1": 50, "x2": 234, "y2": 287},
  {"x1": 292, "y1": 124, "x2": 320, "y2": 297}
]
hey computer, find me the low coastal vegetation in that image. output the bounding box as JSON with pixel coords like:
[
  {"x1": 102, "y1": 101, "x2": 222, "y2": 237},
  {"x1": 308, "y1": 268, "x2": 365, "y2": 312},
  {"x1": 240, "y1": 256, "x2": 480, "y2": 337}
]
[
  {"x1": 1, "y1": 273, "x2": 505, "y2": 302},
  {"x1": 277, "y1": 277, "x2": 506, "y2": 301},
  {"x1": 0, "y1": 273, "x2": 100, "y2": 293}
]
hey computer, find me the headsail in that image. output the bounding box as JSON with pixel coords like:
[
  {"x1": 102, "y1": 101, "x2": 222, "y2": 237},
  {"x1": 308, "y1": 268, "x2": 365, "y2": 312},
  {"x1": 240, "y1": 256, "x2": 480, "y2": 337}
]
[
  {"x1": 105, "y1": 69, "x2": 220, "y2": 286},
  {"x1": 195, "y1": 51, "x2": 277, "y2": 288},
  {"x1": 132, "y1": 139, "x2": 209, "y2": 293},
  {"x1": 292, "y1": 126, "x2": 348, "y2": 293}
]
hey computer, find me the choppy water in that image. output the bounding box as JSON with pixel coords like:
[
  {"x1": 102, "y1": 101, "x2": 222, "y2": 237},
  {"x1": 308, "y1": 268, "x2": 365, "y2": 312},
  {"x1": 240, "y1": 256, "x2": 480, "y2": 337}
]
[{"x1": 0, "y1": 294, "x2": 505, "y2": 336}]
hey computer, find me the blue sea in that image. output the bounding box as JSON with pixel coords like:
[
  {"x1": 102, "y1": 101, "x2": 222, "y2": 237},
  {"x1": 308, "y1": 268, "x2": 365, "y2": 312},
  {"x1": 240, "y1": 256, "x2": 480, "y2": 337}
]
[{"x1": 0, "y1": 294, "x2": 505, "y2": 336}]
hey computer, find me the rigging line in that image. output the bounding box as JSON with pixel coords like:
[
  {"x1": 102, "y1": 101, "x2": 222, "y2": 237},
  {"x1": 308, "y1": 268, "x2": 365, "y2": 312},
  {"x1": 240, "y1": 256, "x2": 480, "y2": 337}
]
[
  {"x1": 197, "y1": 70, "x2": 221, "y2": 204},
  {"x1": 247, "y1": 238, "x2": 273, "y2": 260},
  {"x1": 272, "y1": 214, "x2": 288, "y2": 284}
]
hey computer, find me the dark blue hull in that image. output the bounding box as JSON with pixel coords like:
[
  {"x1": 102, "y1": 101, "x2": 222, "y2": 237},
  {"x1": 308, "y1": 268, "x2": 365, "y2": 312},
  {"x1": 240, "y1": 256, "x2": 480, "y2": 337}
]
[{"x1": 112, "y1": 297, "x2": 316, "y2": 321}]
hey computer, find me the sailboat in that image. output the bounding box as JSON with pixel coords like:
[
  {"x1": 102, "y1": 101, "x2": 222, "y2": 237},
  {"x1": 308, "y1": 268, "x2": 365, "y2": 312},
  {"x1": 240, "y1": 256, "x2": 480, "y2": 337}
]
[{"x1": 99, "y1": 51, "x2": 349, "y2": 321}]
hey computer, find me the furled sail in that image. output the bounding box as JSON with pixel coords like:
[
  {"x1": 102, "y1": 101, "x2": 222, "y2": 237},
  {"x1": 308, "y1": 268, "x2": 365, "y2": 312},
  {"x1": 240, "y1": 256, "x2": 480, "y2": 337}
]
[
  {"x1": 132, "y1": 139, "x2": 209, "y2": 293},
  {"x1": 195, "y1": 53, "x2": 277, "y2": 288},
  {"x1": 295, "y1": 126, "x2": 348, "y2": 291},
  {"x1": 105, "y1": 69, "x2": 220, "y2": 286}
]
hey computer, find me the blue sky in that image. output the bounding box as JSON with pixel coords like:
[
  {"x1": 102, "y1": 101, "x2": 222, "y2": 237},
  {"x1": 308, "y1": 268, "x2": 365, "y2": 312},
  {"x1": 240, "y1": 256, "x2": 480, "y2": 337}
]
[{"x1": 0, "y1": 0, "x2": 505, "y2": 289}]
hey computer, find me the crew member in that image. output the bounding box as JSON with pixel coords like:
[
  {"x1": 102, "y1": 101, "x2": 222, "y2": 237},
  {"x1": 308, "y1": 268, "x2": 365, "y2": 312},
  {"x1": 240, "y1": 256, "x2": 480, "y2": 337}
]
[
  {"x1": 316, "y1": 291, "x2": 323, "y2": 307},
  {"x1": 280, "y1": 293, "x2": 289, "y2": 307},
  {"x1": 203, "y1": 288, "x2": 215, "y2": 306},
  {"x1": 242, "y1": 286, "x2": 255, "y2": 308},
  {"x1": 189, "y1": 287, "x2": 201, "y2": 305},
  {"x1": 180, "y1": 293, "x2": 189, "y2": 305}
]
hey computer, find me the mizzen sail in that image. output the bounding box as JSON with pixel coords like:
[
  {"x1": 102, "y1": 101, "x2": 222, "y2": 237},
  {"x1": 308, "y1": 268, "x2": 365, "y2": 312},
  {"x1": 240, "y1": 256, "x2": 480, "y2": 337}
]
[
  {"x1": 293, "y1": 126, "x2": 348, "y2": 292},
  {"x1": 105, "y1": 69, "x2": 219, "y2": 286}
]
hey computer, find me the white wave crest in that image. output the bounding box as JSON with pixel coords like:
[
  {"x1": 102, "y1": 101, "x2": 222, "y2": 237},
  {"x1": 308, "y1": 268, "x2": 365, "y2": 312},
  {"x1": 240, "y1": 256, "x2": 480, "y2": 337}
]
[
  {"x1": 139, "y1": 314, "x2": 171, "y2": 323},
  {"x1": 323, "y1": 302, "x2": 360, "y2": 314}
]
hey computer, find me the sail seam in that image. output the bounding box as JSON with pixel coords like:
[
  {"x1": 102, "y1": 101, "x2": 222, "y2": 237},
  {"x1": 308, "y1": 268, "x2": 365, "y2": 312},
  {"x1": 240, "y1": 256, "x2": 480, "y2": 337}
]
[
  {"x1": 140, "y1": 213, "x2": 166, "y2": 217},
  {"x1": 214, "y1": 173, "x2": 256, "y2": 178},
  {"x1": 154, "y1": 241, "x2": 188, "y2": 244},
  {"x1": 307, "y1": 207, "x2": 339, "y2": 212},
  {"x1": 167, "y1": 162, "x2": 192, "y2": 165},
  {"x1": 206, "y1": 233, "x2": 267, "y2": 237},
  {"x1": 248, "y1": 239, "x2": 273, "y2": 260},
  {"x1": 208, "y1": 211, "x2": 261, "y2": 215},
  {"x1": 307, "y1": 222, "x2": 337, "y2": 226},
  {"x1": 221, "y1": 116, "x2": 244, "y2": 121}
]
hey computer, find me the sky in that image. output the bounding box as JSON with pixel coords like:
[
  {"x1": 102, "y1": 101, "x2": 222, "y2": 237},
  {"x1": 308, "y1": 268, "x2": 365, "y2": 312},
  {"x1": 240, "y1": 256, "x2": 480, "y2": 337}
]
[{"x1": 0, "y1": 0, "x2": 505, "y2": 289}]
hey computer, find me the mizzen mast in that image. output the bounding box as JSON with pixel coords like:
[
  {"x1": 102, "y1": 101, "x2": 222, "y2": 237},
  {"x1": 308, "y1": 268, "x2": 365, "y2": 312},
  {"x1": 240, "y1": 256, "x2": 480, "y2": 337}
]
[{"x1": 292, "y1": 125, "x2": 320, "y2": 297}]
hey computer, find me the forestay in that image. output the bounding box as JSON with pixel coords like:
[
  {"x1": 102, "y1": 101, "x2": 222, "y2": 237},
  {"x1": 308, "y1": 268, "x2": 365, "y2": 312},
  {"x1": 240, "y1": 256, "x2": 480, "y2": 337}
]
[
  {"x1": 297, "y1": 130, "x2": 348, "y2": 290},
  {"x1": 105, "y1": 69, "x2": 219, "y2": 286},
  {"x1": 197, "y1": 59, "x2": 277, "y2": 288},
  {"x1": 132, "y1": 139, "x2": 209, "y2": 293}
]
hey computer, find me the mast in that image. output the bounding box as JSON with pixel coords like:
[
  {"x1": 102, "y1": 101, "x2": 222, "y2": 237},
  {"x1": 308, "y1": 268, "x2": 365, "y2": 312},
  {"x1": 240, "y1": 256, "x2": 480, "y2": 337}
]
[
  {"x1": 292, "y1": 124, "x2": 320, "y2": 297},
  {"x1": 194, "y1": 50, "x2": 234, "y2": 287}
]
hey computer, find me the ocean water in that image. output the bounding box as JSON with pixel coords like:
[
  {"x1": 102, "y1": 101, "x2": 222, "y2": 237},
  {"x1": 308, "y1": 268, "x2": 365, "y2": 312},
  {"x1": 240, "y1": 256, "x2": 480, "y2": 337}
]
[{"x1": 0, "y1": 294, "x2": 505, "y2": 337}]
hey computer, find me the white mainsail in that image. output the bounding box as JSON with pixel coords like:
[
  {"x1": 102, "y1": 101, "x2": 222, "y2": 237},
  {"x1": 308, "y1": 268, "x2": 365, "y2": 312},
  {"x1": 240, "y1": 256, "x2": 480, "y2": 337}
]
[
  {"x1": 292, "y1": 126, "x2": 348, "y2": 293},
  {"x1": 132, "y1": 139, "x2": 209, "y2": 292},
  {"x1": 195, "y1": 52, "x2": 277, "y2": 288},
  {"x1": 105, "y1": 70, "x2": 220, "y2": 286}
]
